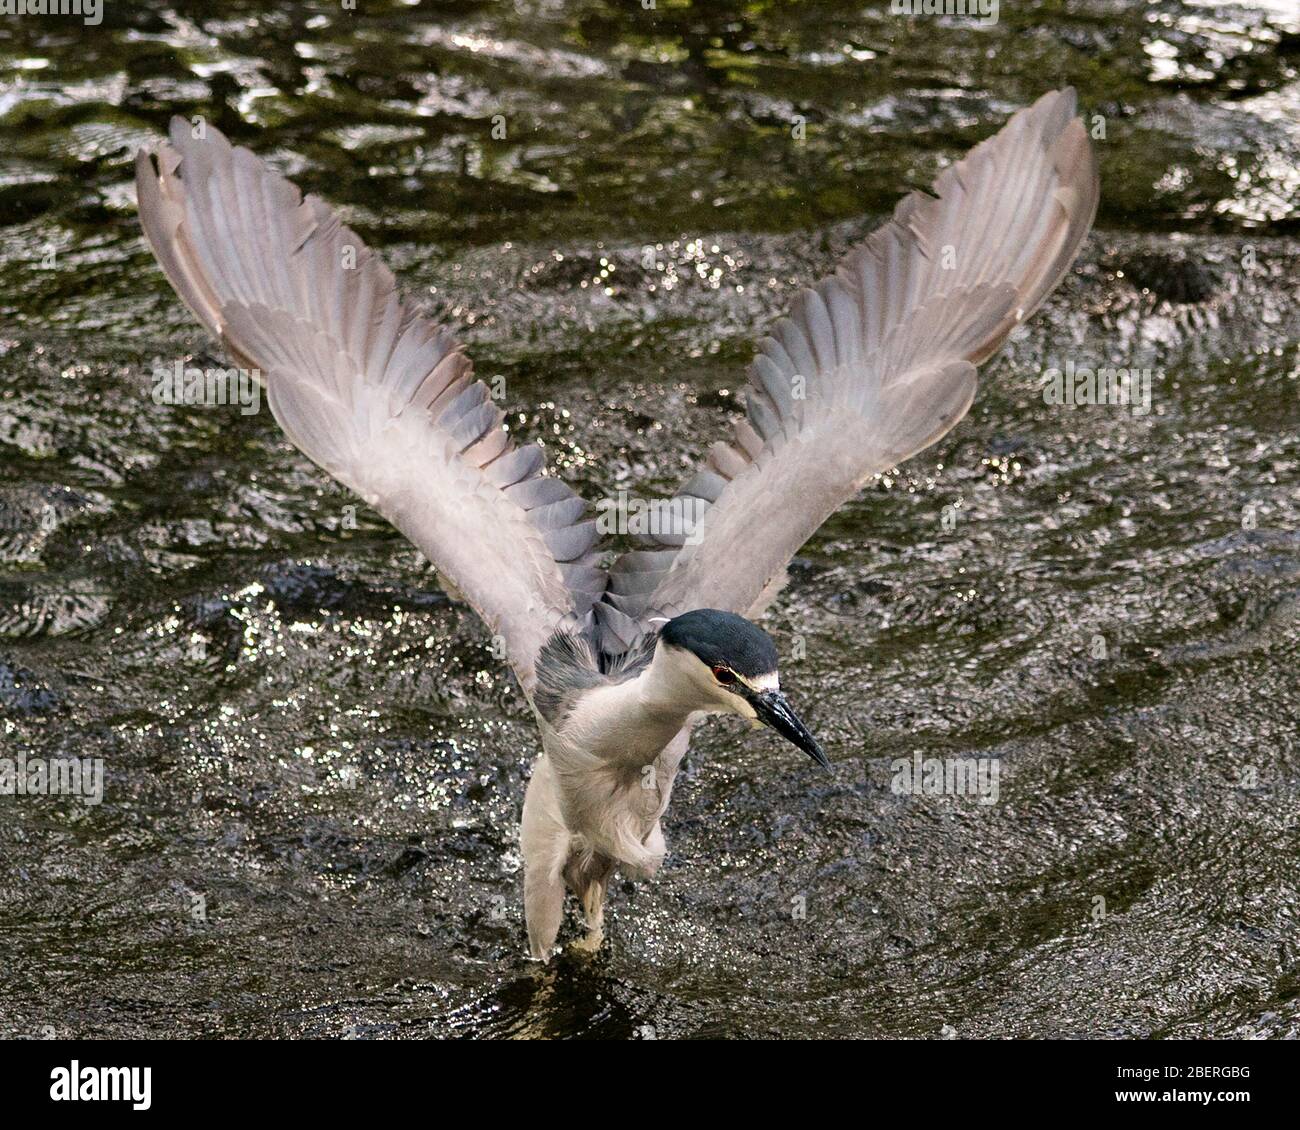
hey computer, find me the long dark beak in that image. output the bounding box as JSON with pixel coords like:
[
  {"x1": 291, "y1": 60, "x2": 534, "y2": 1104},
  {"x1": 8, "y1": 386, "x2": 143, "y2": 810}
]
[{"x1": 748, "y1": 690, "x2": 830, "y2": 770}]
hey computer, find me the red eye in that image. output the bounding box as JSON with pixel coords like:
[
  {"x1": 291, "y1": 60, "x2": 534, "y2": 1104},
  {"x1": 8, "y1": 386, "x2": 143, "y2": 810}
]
[{"x1": 712, "y1": 666, "x2": 735, "y2": 685}]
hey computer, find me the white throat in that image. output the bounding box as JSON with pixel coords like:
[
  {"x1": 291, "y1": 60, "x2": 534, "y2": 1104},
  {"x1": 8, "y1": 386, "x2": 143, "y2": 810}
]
[{"x1": 556, "y1": 642, "x2": 748, "y2": 768}]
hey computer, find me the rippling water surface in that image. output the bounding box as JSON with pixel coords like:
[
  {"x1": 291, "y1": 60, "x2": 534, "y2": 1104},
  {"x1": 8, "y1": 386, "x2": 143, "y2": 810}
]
[{"x1": 1, "y1": 1, "x2": 1298, "y2": 1039}]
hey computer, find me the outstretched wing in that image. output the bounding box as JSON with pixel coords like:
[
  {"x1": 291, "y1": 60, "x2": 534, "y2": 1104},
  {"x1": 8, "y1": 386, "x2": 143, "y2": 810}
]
[
  {"x1": 595, "y1": 88, "x2": 1098, "y2": 655},
  {"x1": 136, "y1": 119, "x2": 603, "y2": 695}
]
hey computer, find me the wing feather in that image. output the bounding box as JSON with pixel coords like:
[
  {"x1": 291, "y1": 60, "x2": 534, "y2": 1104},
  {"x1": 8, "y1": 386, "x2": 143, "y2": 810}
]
[
  {"x1": 598, "y1": 88, "x2": 1099, "y2": 654},
  {"x1": 136, "y1": 119, "x2": 598, "y2": 694}
]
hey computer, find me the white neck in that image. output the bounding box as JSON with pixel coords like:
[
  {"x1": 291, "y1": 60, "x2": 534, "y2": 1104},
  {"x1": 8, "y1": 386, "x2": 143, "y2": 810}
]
[{"x1": 557, "y1": 643, "x2": 725, "y2": 768}]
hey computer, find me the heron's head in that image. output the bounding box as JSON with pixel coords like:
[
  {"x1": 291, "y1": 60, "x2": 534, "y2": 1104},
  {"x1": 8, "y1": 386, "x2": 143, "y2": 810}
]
[{"x1": 658, "y1": 609, "x2": 829, "y2": 769}]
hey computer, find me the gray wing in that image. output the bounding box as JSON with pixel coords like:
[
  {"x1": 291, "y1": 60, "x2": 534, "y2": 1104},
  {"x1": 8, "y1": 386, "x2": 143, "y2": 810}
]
[
  {"x1": 135, "y1": 119, "x2": 602, "y2": 695},
  {"x1": 596, "y1": 87, "x2": 1099, "y2": 655}
]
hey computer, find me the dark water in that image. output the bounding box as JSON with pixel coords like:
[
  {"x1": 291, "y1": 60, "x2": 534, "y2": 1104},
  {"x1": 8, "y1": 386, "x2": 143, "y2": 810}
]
[{"x1": 1, "y1": 0, "x2": 1298, "y2": 1039}]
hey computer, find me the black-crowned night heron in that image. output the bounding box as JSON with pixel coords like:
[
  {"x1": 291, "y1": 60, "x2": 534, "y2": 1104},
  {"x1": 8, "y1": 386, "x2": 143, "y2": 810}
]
[{"x1": 136, "y1": 88, "x2": 1097, "y2": 961}]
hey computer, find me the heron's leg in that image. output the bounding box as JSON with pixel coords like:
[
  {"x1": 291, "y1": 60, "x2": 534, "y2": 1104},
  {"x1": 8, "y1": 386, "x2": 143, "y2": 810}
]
[
  {"x1": 572, "y1": 876, "x2": 607, "y2": 951},
  {"x1": 566, "y1": 855, "x2": 614, "y2": 953}
]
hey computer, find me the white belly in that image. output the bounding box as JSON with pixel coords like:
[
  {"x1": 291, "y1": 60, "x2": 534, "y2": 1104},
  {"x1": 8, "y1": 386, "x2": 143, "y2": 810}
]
[{"x1": 539, "y1": 722, "x2": 691, "y2": 873}]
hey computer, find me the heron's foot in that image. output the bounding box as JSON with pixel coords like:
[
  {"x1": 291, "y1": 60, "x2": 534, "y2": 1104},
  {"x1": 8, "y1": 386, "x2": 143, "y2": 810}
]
[{"x1": 570, "y1": 923, "x2": 605, "y2": 954}]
